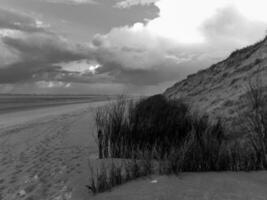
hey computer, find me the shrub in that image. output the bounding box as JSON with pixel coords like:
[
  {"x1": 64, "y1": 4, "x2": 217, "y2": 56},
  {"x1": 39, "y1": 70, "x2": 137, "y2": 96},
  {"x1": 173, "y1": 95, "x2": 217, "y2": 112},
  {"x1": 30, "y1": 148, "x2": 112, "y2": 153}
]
[
  {"x1": 237, "y1": 67, "x2": 267, "y2": 169},
  {"x1": 87, "y1": 158, "x2": 153, "y2": 195},
  {"x1": 93, "y1": 92, "x2": 267, "y2": 192},
  {"x1": 129, "y1": 95, "x2": 191, "y2": 159},
  {"x1": 95, "y1": 95, "x2": 192, "y2": 160},
  {"x1": 178, "y1": 115, "x2": 224, "y2": 171}
]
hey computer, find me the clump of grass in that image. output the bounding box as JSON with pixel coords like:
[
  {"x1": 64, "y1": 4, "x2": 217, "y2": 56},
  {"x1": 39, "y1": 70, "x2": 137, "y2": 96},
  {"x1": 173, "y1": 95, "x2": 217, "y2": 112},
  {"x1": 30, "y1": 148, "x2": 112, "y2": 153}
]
[
  {"x1": 95, "y1": 95, "x2": 192, "y2": 160},
  {"x1": 109, "y1": 161, "x2": 123, "y2": 187},
  {"x1": 91, "y1": 92, "x2": 267, "y2": 194},
  {"x1": 95, "y1": 95, "x2": 228, "y2": 171},
  {"x1": 96, "y1": 163, "x2": 111, "y2": 193},
  {"x1": 124, "y1": 160, "x2": 132, "y2": 182},
  {"x1": 87, "y1": 161, "x2": 111, "y2": 194},
  {"x1": 86, "y1": 161, "x2": 97, "y2": 194},
  {"x1": 87, "y1": 157, "x2": 154, "y2": 195},
  {"x1": 141, "y1": 152, "x2": 153, "y2": 176}
]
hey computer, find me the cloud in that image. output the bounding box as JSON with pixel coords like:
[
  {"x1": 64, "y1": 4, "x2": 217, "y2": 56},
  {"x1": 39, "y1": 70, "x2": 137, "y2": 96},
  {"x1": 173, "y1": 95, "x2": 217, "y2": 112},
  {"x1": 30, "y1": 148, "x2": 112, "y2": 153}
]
[
  {"x1": 115, "y1": 0, "x2": 158, "y2": 8},
  {"x1": 0, "y1": 38, "x2": 20, "y2": 67},
  {"x1": 2, "y1": 0, "x2": 267, "y2": 95},
  {"x1": 92, "y1": 31, "x2": 204, "y2": 85},
  {"x1": 36, "y1": 80, "x2": 71, "y2": 88},
  {"x1": 0, "y1": 8, "x2": 95, "y2": 85},
  {"x1": 114, "y1": 0, "x2": 267, "y2": 45},
  {"x1": 202, "y1": 6, "x2": 267, "y2": 46},
  {"x1": 43, "y1": 0, "x2": 98, "y2": 5},
  {"x1": 2, "y1": 32, "x2": 89, "y2": 64},
  {"x1": 59, "y1": 60, "x2": 101, "y2": 76},
  {"x1": 0, "y1": 30, "x2": 93, "y2": 83},
  {"x1": 89, "y1": 0, "x2": 267, "y2": 89},
  {"x1": 0, "y1": 8, "x2": 49, "y2": 33}
]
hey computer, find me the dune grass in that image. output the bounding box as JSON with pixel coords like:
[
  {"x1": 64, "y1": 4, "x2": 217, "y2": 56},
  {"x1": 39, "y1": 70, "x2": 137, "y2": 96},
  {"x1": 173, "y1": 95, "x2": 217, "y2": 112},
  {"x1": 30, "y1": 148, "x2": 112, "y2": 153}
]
[{"x1": 89, "y1": 87, "x2": 267, "y2": 194}]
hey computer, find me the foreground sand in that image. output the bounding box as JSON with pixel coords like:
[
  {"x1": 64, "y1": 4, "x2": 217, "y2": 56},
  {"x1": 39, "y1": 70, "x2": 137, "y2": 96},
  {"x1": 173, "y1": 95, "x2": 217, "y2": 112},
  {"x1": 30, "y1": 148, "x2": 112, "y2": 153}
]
[
  {"x1": 93, "y1": 172, "x2": 267, "y2": 200},
  {"x1": 0, "y1": 102, "x2": 267, "y2": 200},
  {"x1": 0, "y1": 102, "x2": 104, "y2": 200}
]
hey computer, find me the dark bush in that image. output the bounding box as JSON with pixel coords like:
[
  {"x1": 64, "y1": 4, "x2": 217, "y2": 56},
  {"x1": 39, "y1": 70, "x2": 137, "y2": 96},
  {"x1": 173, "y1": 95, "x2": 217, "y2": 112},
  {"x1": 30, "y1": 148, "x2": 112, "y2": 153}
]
[
  {"x1": 95, "y1": 95, "x2": 192, "y2": 159},
  {"x1": 95, "y1": 94, "x2": 266, "y2": 176},
  {"x1": 181, "y1": 116, "x2": 224, "y2": 171},
  {"x1": 128, "y1": 95, "x2": 192, "y2": 158}
]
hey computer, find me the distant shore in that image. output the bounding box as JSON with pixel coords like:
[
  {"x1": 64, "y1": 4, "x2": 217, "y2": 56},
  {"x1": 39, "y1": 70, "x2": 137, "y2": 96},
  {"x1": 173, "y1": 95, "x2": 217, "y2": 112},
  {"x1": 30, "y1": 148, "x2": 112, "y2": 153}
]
[{"x1": 0, "y1": 94, "x2": 111, "y2": 114}]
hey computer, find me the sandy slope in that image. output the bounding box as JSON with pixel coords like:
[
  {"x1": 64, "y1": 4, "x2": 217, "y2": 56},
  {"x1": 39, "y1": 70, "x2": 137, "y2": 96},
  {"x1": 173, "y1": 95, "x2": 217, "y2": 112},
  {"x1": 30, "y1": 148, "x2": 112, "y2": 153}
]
[
  {"x1": 0, "y1": 102, "x2": 104, "y2": 200},
  {"x1": 164, "y1": 37, "x2": 267, "y2": 122}
]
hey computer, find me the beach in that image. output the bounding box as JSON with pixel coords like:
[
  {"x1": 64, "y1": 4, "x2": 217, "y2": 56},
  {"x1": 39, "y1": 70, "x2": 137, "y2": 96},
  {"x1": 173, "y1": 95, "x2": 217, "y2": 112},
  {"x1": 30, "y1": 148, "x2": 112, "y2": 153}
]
[
  {"x1": 1, "y1": 101, "x2": 267, "y2": 200},
  {"x1": 0, "y1": 102, "x2": 105, "y2": 200}
]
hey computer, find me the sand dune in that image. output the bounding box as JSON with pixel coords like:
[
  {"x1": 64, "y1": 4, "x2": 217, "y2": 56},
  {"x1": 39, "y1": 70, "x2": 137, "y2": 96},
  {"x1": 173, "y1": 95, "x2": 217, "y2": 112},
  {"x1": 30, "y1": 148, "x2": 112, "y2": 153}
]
[{"x1": 1, "y1": 102, "x2": 267, "y2": 200}]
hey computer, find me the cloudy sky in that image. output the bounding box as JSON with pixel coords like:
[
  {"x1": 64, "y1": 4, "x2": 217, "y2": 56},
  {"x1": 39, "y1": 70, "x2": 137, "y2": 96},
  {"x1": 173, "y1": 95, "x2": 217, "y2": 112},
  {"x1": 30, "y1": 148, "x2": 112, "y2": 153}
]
[{"x1": 0, "y1": 0, "x2": 267, "y2": 95}]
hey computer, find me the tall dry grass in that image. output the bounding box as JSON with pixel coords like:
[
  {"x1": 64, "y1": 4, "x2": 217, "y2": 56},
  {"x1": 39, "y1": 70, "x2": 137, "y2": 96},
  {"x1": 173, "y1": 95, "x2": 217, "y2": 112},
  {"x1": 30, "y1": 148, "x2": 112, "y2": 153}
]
[{"x1": 90, "y1": 90, "x2": 267, "y2": 194}]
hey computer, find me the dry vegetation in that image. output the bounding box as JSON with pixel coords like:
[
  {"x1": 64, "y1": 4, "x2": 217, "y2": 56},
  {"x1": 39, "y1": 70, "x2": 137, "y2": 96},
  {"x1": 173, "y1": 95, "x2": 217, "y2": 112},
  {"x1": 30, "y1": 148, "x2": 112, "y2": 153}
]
[
  {"x1": 237, "y1": 68, "x2": 267, "y2": 168},
  {"x1": 89, "y1": 73, "x2": 267, "y2": 194}
]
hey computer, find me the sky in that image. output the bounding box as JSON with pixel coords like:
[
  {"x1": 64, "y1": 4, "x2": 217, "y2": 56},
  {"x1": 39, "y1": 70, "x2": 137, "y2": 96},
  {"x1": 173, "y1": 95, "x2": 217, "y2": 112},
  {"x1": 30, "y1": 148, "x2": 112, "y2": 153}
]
[{"x1": 0, "y1": 0, "x2": 267, "y2": 95}]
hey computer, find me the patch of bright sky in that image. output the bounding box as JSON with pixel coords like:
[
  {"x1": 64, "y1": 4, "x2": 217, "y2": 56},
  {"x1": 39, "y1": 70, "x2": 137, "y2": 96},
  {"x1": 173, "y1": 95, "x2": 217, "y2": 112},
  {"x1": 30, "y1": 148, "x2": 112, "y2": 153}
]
[
  {"x1": 58, "y1": 60, "x2": 101, "y2": 75},
  {"x1": 135, "y1": 0, "x2": 267, "y2": 44}
]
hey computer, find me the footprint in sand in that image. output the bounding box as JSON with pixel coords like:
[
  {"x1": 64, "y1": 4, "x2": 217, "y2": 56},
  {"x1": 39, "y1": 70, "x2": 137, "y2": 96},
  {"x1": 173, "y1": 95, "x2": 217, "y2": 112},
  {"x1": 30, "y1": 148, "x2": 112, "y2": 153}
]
[
  {"x1": 9, "y1": 176, "x2": 17, "y2": 184},
  {"x1": 0, "y1": 178, "x2": 5, "y2": 184},
  {"x1": 24, "y1": 184, "x2": 37, "y2": 194},
  {"x1": 0, "y1": 185, "x2": 6, "y2": 193}
]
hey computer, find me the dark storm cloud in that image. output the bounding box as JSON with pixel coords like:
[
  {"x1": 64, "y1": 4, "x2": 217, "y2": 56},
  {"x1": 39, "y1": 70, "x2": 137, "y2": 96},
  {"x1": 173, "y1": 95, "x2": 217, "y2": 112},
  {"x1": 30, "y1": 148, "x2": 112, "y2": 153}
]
[
  {"x1": 0, "y1": 8, "x2": 95, "y2": 83},
  {"x1": 0, "y1": 2, "x2": 164, "y2": 91},
  {"x1": 0, "y1": 32, "x2": 93, "y2": 82},
  {"x1": 0, "y1": 7, "x2": 163, "y2": 86},
  {"x1": 0, "y1": 38, "x2": 93, "y2": 83},
  {"x1": 0, "y1": 8, "x2": 48, "y2": 33},
  {"x1": 0, "y1": 62, "x2": 62, "y2": 83},
  {"x1": 2, "y1": 33, "x2": 89, "y2": 64},
  {"x1": 0, "y1": 63, "x2": 34, "y2": 83}
]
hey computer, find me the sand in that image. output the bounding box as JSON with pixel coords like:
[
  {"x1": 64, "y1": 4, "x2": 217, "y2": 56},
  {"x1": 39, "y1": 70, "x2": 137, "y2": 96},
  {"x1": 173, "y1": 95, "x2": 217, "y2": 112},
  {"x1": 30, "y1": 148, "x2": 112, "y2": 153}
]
[
  {"x1": 0, "y1": 102, "x2": 105, "y2": 200},
  {"x1": 1, "y1": 102, "x2": 267, "y2": 200},
  {"x1": 93, "y1": 172, "x2": 267, "y2": 200}
]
